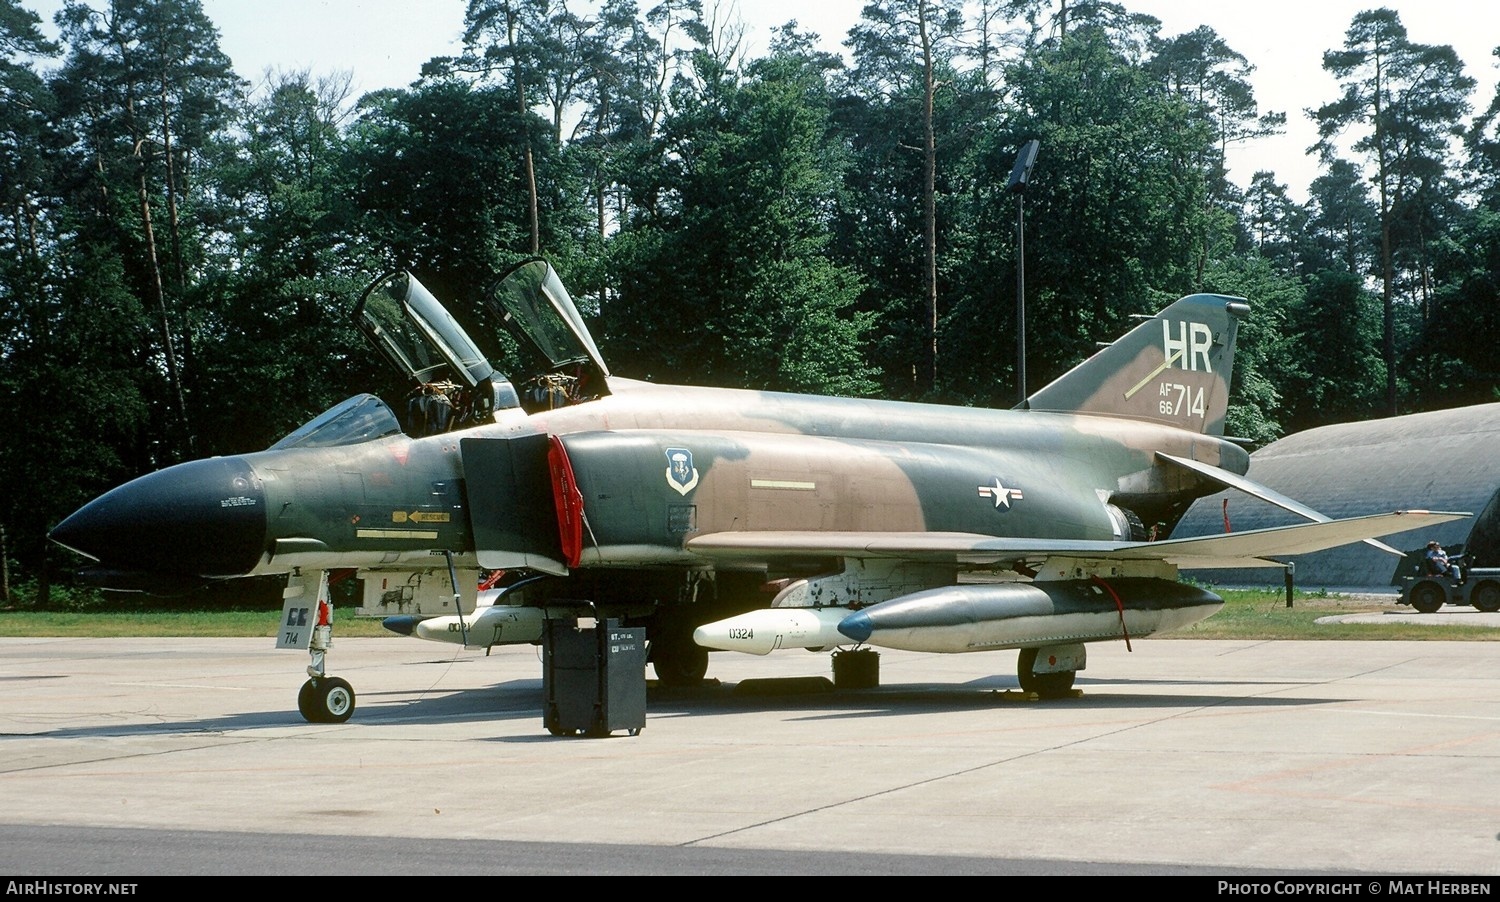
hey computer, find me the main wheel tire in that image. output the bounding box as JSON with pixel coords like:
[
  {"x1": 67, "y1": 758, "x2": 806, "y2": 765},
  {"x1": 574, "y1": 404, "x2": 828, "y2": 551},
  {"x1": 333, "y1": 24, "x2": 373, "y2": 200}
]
[
  {"x1": 1410, "y1": 580, "x2": 1446, "y2": 614},
  {"x1": 649, "y1": 616, "x2": 709, "y2": 687},
  {"x1": 1471, "y1": 580, "x2": 1500, "y2": 613},
  {"x1": 651, "y1": 637, "x2": 709, "y2": 687},
  {"x1": 1017, "y1": 647, "x2": 1076, "y2": 699}
]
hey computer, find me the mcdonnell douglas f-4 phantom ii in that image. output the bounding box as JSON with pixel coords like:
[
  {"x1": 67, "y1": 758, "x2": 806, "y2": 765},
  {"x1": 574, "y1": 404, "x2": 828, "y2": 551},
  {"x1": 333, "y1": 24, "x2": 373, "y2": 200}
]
[{"x1": 49, "y1": 259, "x2": 1462, "y2": 722}]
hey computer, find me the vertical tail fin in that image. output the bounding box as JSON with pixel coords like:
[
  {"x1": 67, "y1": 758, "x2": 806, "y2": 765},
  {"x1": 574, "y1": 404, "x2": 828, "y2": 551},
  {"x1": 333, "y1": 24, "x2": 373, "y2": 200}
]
[{"x1": 1021, "y1": 294, "x2": 1248, "y2": 435}]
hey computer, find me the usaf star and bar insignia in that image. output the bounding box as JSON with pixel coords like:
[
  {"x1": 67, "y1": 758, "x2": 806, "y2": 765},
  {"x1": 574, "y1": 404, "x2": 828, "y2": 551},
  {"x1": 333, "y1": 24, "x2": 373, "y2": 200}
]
[{"x1": 977, "y1": 477, "x2": 1024, "y2": 510}]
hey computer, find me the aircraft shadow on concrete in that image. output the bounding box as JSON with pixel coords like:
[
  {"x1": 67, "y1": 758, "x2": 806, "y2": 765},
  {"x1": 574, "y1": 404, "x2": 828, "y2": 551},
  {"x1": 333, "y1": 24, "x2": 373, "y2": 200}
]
[
  {"x1": 639, "y1": 676, "x2": 1332, "y2": 721},
  {"x1": 15, "y1": 674, "x2": 1333, "y2": 742},
  {"x1": 8, "y1": 678, "x2": 547, "y2": 740}
]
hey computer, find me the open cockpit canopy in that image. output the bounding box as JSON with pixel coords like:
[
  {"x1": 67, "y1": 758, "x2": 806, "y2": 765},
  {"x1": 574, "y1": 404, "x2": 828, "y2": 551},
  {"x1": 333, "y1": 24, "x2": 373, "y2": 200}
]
[
  {"x1": 355, "y1": 270, "x2": 495, "y2": 389},
  {"x1": 483, "y1": 258, "x2": 610, "y2": 385},
  {"x1": 327, "y1": 259, "x2": 611, "y2": 442}
]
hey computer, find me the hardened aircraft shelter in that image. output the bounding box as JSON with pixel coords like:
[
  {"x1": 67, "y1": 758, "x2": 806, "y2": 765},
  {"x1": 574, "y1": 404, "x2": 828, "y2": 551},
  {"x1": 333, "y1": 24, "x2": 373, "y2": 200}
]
[{"x1": 1176, "y1": 403, "x2": 1500, "y2": 590}]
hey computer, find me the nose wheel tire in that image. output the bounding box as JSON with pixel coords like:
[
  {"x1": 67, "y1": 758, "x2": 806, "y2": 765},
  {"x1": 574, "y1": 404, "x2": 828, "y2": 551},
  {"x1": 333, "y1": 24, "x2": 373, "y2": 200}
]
[{"x1": 298, "y1": 677, "x2": 356, "y2": 723}]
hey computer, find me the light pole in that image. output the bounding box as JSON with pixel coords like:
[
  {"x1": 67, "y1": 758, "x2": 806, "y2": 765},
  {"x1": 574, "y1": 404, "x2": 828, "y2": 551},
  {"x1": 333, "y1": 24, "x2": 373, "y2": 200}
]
[{"x1": 1008, "y1": 139, "x2": 1039, "y2": 406}]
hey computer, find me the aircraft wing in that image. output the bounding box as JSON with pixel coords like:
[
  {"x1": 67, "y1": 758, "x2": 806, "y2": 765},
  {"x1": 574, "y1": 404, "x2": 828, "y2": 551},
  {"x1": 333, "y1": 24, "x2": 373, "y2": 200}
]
[{"x1": 684, "y1": 510, "x2": 1468, "y2": 570}]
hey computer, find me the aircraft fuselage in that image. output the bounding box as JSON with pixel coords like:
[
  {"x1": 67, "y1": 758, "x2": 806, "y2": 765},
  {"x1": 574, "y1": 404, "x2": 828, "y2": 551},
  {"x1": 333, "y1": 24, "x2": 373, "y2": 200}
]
[{"x1": 50, "y1": 380, "x2": 1246, "y2": 593}]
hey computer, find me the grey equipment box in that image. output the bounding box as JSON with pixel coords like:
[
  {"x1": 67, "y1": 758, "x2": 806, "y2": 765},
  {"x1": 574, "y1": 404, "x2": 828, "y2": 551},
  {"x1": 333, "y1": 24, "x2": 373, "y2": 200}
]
[{"x1": 542, "y1": 618, "x2": 647, "y2": 737}]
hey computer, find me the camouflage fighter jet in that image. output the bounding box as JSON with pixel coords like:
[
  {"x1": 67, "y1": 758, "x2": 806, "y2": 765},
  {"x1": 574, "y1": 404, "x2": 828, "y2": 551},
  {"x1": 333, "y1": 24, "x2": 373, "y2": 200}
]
[{"x1": 49, "y1": 259, "x2": 1461, "y2": 722}]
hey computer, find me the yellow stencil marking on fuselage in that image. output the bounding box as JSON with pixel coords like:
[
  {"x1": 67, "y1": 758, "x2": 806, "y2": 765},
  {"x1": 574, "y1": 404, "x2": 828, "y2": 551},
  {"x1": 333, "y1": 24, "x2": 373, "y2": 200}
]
[
  {"x1": 750, "y1": 479, "x2": 817, "y2": 491},
  {"x1": 356, "y1": 529, "x2": 440, "y2": 540}
]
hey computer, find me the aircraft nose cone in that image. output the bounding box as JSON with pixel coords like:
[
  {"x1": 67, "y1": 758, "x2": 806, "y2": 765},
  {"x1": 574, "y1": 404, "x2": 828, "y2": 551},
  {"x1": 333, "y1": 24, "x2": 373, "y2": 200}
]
[
  {"x1": 837, "y1": 610, "x2": 874, "y2": 643},
  {"x1": 50, "y1": 456, "x2": 267, "y2": 579}
]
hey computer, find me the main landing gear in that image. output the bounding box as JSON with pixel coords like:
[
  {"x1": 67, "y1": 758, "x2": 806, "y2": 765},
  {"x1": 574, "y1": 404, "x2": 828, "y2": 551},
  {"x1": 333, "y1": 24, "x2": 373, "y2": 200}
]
[{"x1": 1017, "y1": 645, "x2": 1083, "y2": 699}]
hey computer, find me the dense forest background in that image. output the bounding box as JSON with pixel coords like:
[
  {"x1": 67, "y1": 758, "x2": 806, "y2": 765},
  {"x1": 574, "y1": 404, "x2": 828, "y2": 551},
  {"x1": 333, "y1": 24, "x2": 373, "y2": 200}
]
[{"x1": 4, "y1": 0, "x2": 1500, "y2": 600}]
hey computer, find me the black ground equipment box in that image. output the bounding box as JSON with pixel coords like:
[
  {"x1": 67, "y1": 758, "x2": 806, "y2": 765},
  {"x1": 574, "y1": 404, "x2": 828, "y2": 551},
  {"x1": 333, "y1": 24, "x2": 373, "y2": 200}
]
[{"x1": 542, "y1": 618, "x2": 647, "y2": 737}]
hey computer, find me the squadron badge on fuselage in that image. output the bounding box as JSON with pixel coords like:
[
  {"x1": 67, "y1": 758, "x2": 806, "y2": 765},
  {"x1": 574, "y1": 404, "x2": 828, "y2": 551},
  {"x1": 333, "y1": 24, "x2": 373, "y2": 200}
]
[{"x1": 666, "y1": 448, "x2": 700, "y2": 495}]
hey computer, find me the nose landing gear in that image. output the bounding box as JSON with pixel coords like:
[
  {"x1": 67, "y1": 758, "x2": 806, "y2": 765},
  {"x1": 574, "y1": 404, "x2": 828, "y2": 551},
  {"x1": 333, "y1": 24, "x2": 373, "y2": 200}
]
[{"x1": 280, "y1": 570, "x2": 358, "y2": 724}]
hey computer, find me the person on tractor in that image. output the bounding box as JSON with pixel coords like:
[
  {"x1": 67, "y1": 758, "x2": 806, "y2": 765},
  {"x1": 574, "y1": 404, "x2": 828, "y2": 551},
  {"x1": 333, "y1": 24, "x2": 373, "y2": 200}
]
[{"x1": 1425, "y1": 540, "x2": 1462, "y2": 583}]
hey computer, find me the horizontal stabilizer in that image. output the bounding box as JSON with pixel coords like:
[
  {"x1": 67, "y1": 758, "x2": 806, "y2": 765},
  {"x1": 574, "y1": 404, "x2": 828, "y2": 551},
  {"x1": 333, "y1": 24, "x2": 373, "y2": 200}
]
[
  {"x1": 1125, "y1": 510, "x2": 1467, "y2": 567},
  {"x1": 1158, "y1": 452, "x2": 1402, "y2": 556}
]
